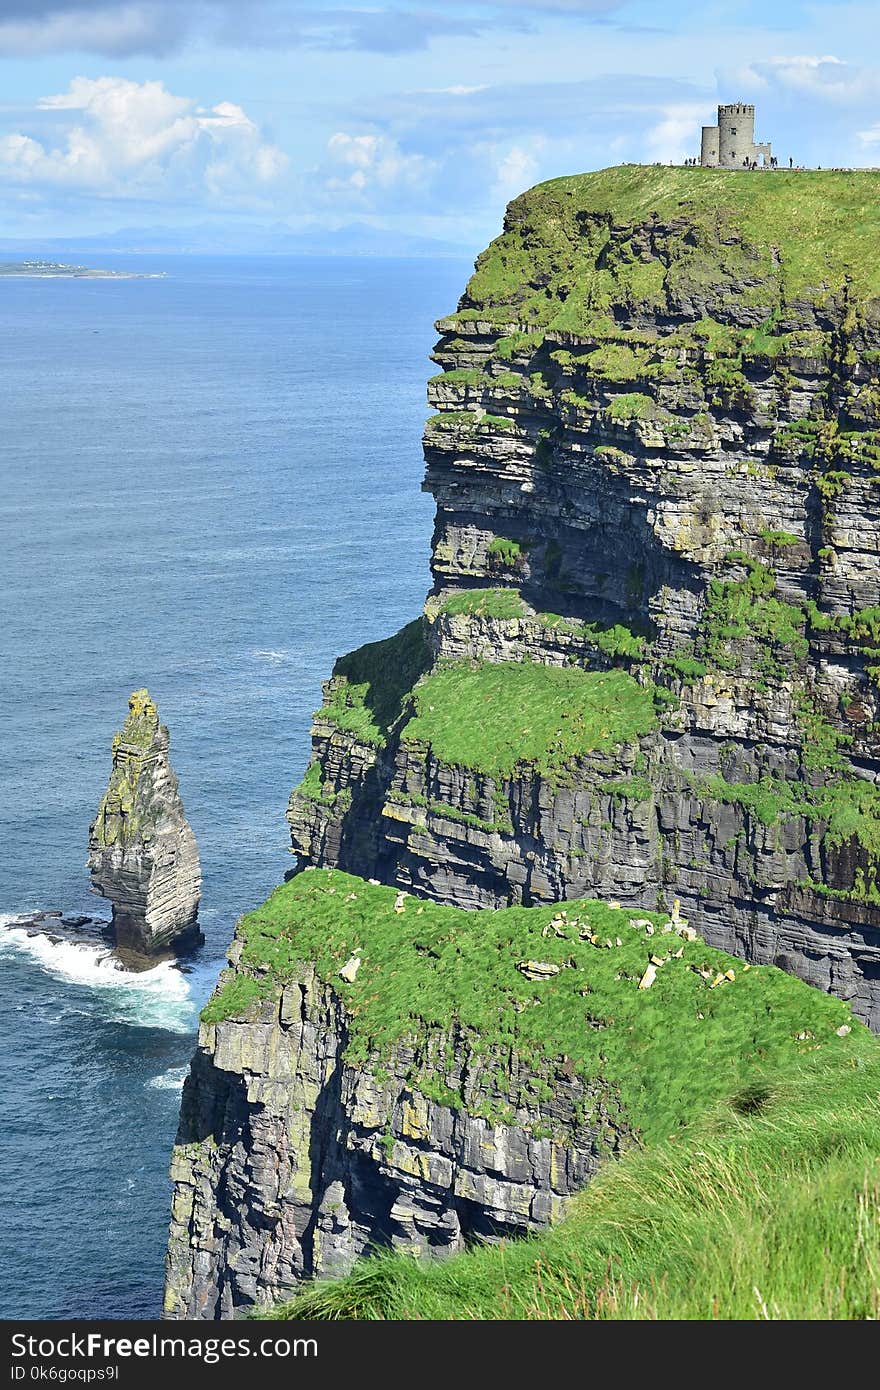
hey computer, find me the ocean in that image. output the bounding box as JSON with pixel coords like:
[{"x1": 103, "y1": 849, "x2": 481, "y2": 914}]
[{"x1": 0, "y1": 253, "x2": 470, "y2": 1318}]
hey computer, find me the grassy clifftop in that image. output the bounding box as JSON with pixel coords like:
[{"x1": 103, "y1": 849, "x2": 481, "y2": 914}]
[
  {"x1": 268, "y1": 1050, "x2": 880, "y2": 1320},
  {"x1": 312, "y1": 618, "x2": 662, "y2": 777},
  {"x1": 454, "y1": 164, "x2": 880, "y2": 335},
  {"x1": 262, "y1": 167, "x2": 880, "y2": 1320},
  {"x1": 204, "y1": 867, "x2": 865, "y2": 1145},
  {"x1": 221, "y1": 873, "x2": 880, "y2": 1322}
]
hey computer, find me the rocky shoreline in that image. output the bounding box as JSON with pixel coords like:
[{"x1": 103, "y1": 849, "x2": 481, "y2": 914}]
[{"x1": 4, "y1": 908, "x2": 204, "y2": 972}]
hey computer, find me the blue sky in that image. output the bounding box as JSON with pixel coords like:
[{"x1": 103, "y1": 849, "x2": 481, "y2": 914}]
[{"x1": 1, "y1": 0, "x2": 879, "y2": 247}]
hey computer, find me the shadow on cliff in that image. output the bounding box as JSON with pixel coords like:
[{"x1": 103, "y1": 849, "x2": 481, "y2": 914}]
[
  {"x1": 299, "y1": 1047, "x2": 400, "y2": 1278},
  {"x1": 175, "y1": 1046, "x2": 249, "y2": 1147}
]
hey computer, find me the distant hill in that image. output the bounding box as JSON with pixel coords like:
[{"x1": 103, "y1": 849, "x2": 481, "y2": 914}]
[{"x1": 0, "y1": 221, "x2": 474, "y2": 260}]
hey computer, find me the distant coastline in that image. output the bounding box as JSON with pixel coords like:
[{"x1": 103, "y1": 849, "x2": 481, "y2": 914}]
[{"x1": 0, "y1": 259, "x2": 165, "y2": 279}]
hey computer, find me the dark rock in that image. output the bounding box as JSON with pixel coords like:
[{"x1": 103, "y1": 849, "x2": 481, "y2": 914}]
[
  {"x1": 88, "y1": 689, "x2": 201, "y2": 955},
  {"x1": 167, "y1": 181, "x2": 880, "y2": 1319},
  {"x1": 164, "y1": 969, "x2": 634, "y2": 1318}
]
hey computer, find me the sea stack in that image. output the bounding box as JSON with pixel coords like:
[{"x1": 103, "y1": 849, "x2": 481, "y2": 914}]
[{"x1": 88, "y1": 689, "x2": 201, "y2": 957}]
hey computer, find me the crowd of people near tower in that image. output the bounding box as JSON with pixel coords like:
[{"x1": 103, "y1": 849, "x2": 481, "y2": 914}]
[{"x1": 681, "y1": 154, "x2": 796, "y2": 169}]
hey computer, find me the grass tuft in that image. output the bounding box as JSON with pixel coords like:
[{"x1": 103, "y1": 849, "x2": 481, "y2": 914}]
[
  {"x1": 262, "y1": 1054, "x2": 880, "y2": 1321},
  {"x1": 401, "y1": 662, "x2": 658, "y2": 780},
  {"x1": 322, "y1": 619, "x2": 430, "y2": 748},
  {"x1": 439, "y1": 588, "x2": 527, "y2": 619}
]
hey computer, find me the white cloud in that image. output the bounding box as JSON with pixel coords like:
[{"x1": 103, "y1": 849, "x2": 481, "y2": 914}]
[
  {"x1": 491, "y1": 141, "x2": 543, "y2": 200},
  {"x1": 765, "y1": 53, "x2": 846, "y2": 72},
  {"x1": 0, "y1": 76, "x2": 288, "y2": 203},
  {"x1": 429, "y1": 84, "x2": 490, "y2": 96},
  {"x1": 324, "y1": 130, "x2": 432, "y2": 195},
  {"x1": 644, "y1": 102, "x2": 705, "y2": 163},
  {"x1": 732, "y1": 53, "x2": 874, "y2": 105},
  {"x1": 0, "y1": 0, "x2": 624, "y2": 59}
]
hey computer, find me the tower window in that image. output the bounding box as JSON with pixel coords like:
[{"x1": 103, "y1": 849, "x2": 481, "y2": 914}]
[{"x1": 731, "y1": 126, "x2": 737, "y2": 135}]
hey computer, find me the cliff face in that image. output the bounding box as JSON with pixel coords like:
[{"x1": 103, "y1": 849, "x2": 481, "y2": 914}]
[
  {"x1": 165, "y1": 867, "x2": 861, "y2": 1317},
  {"x1": 168, "y1": 167, "x2": 880, "y2": 1317},
  {"x1": 166, "y1": 957, "x2": 630, "y2": 1318},
  {"x1": 287, "y1": 168, "x2": 880, "y2": 1029},
  {"x1": 89, "y1": 689, "x2": 201, "y2": 956}
]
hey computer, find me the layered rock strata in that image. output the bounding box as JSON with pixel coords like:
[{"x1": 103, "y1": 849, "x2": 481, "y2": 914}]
[
  {"x1": 88, "y1": 689, "x2": 201, "y2": 956},
  {"x1": 165, "y1": 962, "x2": 631, "y2": 1318},
  {"x1": 168, "y1": 168, "x2": 880, "y2": 1317},
  {"x1": 288, "y1": 170, "x2": 880, "y2": 1028}
]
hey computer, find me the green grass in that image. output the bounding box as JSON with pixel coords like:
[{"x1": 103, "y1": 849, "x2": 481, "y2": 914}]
[
  {"x1": 536, "y1": 614, "x2": 646, "y2": 659},
  {"x1": 701, "y1": 558, "x2": 809, "y2": 675},
  {"x1": 586, "y1": 342, "x2": 656, "y2": 382},
  {"x1": 92, "y1": 689, "x2": 162, "y2": 846},
  {"x1": 265, "y1": 1052, "x2": 880, "y2": 1320},
  {"x1": 203, "y1": 868, "x2": 864, "y2": 1147},
  {"x1": 598, "y1": 775, "x2": 654, "y2": 802},
  {"x1": 202, "y1": 972, "x2": 264, "y2": 1022},
  {"x1": 439, "y1": 588, "x2": 527, "y2": 619},
  {"x1": 455, "y1": 165, "x2": 880, "y2": 342},
  {"x1": 495, "y1": 330, "x2": 545, "y2": 360},
  {"x1": 427, "y1": 368, "x2": 483, "y2": 386},
  {"x1": 417, "y1": 798, "x2": 514, "y2": 836},
  {"x1": 771, "y1": 417, "x2": 829, "y2": 460},
  {"x1": 486, "y1": 537, "x2": 524, "y2": 566},
  {"x1": 697, "y1": 772, "x2": 880, "y2": 865},
  {"x1": 312, "y1": 615, "x2": 654, "y2": 799},
  {"x1": 292, "y1": 761, "x2": 350, "y2": 811},
  {"x1": 425, "y1": 411, "x2": 517, "y2": 435},
  {"x1": 112, "y1": 688, "x2": 160, "y2": 749},
  {"x1": 401, "y1": 662, "x2": 658, "y2": 779},
  {"x1": 760, "y1": 529, "x2": 800, "y2": 547},
  {"x1": 482, "y1": 414, "x2": 518, "y2": 431},
  {"x1": 661, "y1": 650, "x2": 708, "y2": 681},
  {"x1": 294, "y1": 761, "x2": 327, "y2": 802},
  {"x1": 605, "y1": 392, "x2": 657, "y2": 422},
  {"x1": 692, "y1": 557, "x2": 880, "y2": 877},
  {"x1": 208, "y1": 866, "x2": 876, "y2": 1322},
  {"x1": 425, "y1": 410, "x2": 477, "y2": 431},
  {"x1": 321, "y1": 619, "x2": 430, "y2": 748},
  {"x1": 808, "y1": 601, "x2": 880, "y2": 648}
]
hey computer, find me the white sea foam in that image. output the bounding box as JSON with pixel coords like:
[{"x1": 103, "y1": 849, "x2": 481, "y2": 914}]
[
  {"x1": 0, "y1": 914, "x2": 220, "y2": 1033},
  {"x1": 147, "y1": 1065, "x2": 189, "y2": 1091},
  {"x1": 252, "y1": 648, "x2": 288, "y2": 664}
]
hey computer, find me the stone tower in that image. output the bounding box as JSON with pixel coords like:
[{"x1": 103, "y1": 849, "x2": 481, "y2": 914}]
[
  {"x1": 88, "y1": 689, "x2": 201, "y2": 957},
  {"x1": 700, "y1": 124, "x2": 719, "y2": 167},
  {"x1": 700, "y1": 102, "x2": 772, "y2": 169}
]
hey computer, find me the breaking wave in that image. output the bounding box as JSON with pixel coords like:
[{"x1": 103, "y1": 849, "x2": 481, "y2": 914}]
[
  {"x1": 0, "y1": 914, "x2": 220, "y2": 1034},
  {"x1": 252, "y1": 648, "x2": 289, "y2": 665},
  {"x1": 147, "y1": 1065, "x2": 190, "y2": 1091}
]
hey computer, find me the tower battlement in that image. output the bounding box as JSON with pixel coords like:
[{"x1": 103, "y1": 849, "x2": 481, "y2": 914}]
[
  {"x1": 718, "y1": 102, "x2": 755, "y2": 117},
  {"x1": 700, "y1": 101, "x2": 771, "y2": 169}
]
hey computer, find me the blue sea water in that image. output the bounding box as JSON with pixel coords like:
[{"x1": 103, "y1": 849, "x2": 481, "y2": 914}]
[{"x1": 0, "y1": 253, "x2": 470, "y2": 1319}]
